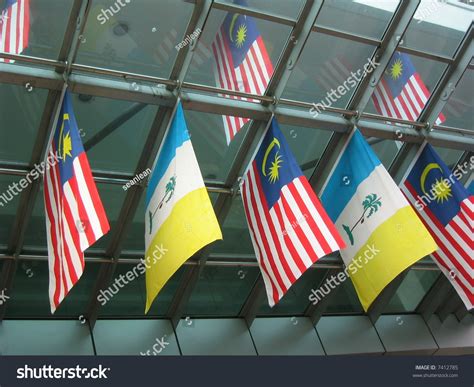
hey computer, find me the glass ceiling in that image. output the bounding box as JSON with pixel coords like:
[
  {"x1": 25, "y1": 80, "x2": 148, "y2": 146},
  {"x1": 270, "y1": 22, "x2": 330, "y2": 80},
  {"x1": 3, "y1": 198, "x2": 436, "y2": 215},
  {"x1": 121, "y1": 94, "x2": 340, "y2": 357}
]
[{"x1": 0, "y1": 0, "x2": 472, "y2": 322}]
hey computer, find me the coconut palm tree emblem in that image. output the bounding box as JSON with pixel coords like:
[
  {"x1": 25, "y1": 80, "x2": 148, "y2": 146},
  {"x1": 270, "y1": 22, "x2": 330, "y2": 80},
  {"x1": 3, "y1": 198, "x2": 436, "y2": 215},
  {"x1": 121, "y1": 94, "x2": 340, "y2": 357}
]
[
  {"x1": 342, "y1": 193, "x2": 382, "y2": 245},
  {"x1": 148, "y1": 175, "x2": 177, "y2": 234}
]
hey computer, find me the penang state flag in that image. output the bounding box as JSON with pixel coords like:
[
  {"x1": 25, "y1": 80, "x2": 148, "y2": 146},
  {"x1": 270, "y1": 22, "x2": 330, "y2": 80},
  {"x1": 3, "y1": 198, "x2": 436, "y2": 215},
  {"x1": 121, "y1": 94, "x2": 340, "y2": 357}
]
[
  {"x1": 401, "y1": 144, "x2": 473, "y2": 310},
  {"x1": 145, "y1": 102, "x2": 222, "y2": 313},
  {"x1": 44, "y1": 91, "x2": 110, "y2": 313},
  {"x1": 212, "y1": 0, "x2": 273, "y2": 144},
  {"x1": 241, "y1": 118, "x2": 345, "y2": 306},
  {"x1": 372, "y1": 52, "x2": 445, "y2": 124},
  {"x1": 321, "y1": 129, "x2": 437, "y2": 311}
]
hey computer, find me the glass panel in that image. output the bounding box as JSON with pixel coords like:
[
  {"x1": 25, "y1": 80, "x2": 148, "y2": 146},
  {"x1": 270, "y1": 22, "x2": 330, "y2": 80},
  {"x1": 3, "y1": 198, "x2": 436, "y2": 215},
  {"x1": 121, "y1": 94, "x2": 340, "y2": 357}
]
[
  {"x1": 315, "y1": 0, "x2": 400, "y2": 40},
  {"x1": 2, "y1": 0, "x2": 74, "y2": 60},
  {"x1": 218, "y1": 0, "x2": 305, "y2": 19},
  {"x1": 370, "y1": 138, "x2": 401, "y2": 169},
  {"x1": 279, "y1": 123, "x2": 333, "y2": 178},
  {"x1": 213, "y1": 196, "x2": 255, "y2": 256},
  {"x1": 76, "y1": 0, "x2": 194, "y2": 77},
  {"x1": 185, "y1": 265, "x2": 260, "y2": 316},
  {"x1": 258, "y1": 268, "x2": 327, "y2": 316},
  {"x1": 122, "y1": 192, "x2": 147, "y2": 253},
  {"x1": 0, "y1": 175, "x2": 22, "y2": 249},
  {"x1": 433, "y1": 146, "x2": 464, "y2": 169},
  {"x1": 5, "y1": 259, "x2": 100, "y2": 318},
  {"x1": 440, "y1": 69, "x2": 473, "y2": 131},
  {"x1": 22, "y1": 183, "x2": 125, "y2": 254},
  {"x1": 282, "y1": 33, "x2": 376, "y2": 107},
  {"x1": 71, "y1": 93, "x2": 158, "y2": 174},
  {"x1": 384, "y1": 270, "x2": 440, "y2": 313},
  {"x1": 324, "y1": 276, "x2": 364, "y2": 313},
  {"x1": 184, "y1": 110, "x2": 251, "y2": 180},
  {"x1": 184, "y1": 8, "x2": 290, "y2": 95},
  {"x1": 402, "y1": 0, "x2": 473, "y2": 58},
  {"x1": 0, "y1": 84, "x2": 48, "y2": 164},
  {"x1": 364, "y1": 51, "x2": 447, "y2": 121},
  {"x1": 99, "y1": 264, "x2": 183, "y2": 317}
]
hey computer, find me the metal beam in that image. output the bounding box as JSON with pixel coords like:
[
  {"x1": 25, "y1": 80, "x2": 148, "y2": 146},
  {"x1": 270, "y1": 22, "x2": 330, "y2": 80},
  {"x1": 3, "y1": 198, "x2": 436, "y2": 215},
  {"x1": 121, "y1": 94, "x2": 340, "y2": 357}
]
[
  {"x1": 58, "y1": 0, "x2": 86, "y2": 64},
  {"x1": 0, "y1": 259, "x2": 17, "y2": 321},
  {"x1": 169, "y1": 0, "x2": 214, "y2": 84},
  {"x1": 308, "y1": 131, "x2": 347, "y2": 193},
  {"x1": 454, "y1": 300, "x2": 469, "y2": 322},
  {"x1": 212, "y1": 0, "x2": 296, "y2": 26},
  {"x1": 238, "y1": 276, "x2": 265, "y2": 327},
  {"x1": 367, "y1": 270, "x2": 408, "y2": 324},
  {"x1": 312, "y1": 25, "x2": 381, "y2": 46},
  {"x1": 1, "y1": 63, "x2": 473, "y2": 150},
  {"x1": 416, "y1": 273, "x2": 452, "y2": 322},
  {"x1": 0, "y1": 253, "x2": 441, "y2": 271},
  {"x1": 0, "y1": 163, "x2": 231, "y2": 193},
  {"x1": 420, "y1": 24, "x2": 474, "y2": 127},
  {"x1": 435, "y1": 288, "x2": 458, "y2": 323},
  {"x1": 305, "y1": 268, "x2": 342, "y2": 326},
  {"x1": 265, "y1": 0, "x2": 324, "y2": 97}
]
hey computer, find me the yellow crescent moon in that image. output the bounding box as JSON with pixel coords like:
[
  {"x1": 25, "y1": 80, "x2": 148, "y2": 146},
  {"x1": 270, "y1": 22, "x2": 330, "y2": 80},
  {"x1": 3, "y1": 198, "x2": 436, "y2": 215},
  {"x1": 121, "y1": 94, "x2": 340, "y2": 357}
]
[
  {"x1": 229, "y1": 14, "x2": 240, "y2": 42},
  {"x1": 58, "y1": 114, "x2": 69, "y2": 160},
  {"x1": 262, "y1": 138, "x2": 280, "y2": 177},
  {"x1": 420, "y1": 163, "x2": 442, "y2": 194}
]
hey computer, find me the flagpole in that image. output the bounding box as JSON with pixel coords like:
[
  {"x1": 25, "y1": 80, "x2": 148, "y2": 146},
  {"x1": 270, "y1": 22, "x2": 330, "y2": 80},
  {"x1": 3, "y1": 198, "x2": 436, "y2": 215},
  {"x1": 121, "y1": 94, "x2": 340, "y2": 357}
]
[
  {"x1": 239, "y1": 113, "x2": 275, "y2": 187},
  {"x1": 397, "y1": 140, "x2": 428, "y2": 186},
  {"x1": 42, "y1": 82, "x2": 69, "y2": 162},
  {"x1": 148, "y1": 96, "x2": 182, "y2": 174}
]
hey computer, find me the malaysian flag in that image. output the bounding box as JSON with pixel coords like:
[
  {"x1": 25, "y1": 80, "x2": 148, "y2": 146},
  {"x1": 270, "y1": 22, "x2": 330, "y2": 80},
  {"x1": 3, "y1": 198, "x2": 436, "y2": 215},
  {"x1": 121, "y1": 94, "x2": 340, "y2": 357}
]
[
  {"x1": 212, "y1": 0, "x2": 273, "y2": 144},
  {"x1": 44, "y1": 91, "x2": 110, "y2": 313},
  {"x1": 401, "y1": 143, "x2": 473, "y2": 310},
  {"x1": 0, "y1": 0, "x2": 29, "y2": 63},
  {"x1": 240, "y1": 118, "x2": 345, "y2": 306},
  {"x1": 372, "y1": 52, "x2": 445, "y2": 124}
]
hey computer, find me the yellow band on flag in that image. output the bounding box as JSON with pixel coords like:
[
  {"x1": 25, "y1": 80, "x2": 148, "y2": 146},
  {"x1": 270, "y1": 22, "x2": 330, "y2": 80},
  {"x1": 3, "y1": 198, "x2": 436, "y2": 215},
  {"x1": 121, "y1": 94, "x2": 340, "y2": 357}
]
[{"x1": 348, "y1": 205, "x2": 438, "y2": 310}]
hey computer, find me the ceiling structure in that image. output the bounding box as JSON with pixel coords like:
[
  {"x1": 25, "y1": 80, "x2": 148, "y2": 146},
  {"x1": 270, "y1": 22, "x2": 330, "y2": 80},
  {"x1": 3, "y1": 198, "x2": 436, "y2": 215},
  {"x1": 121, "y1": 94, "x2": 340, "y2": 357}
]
[{"x1": 0, "y1": 0, "x2": 472, "y2": 329}]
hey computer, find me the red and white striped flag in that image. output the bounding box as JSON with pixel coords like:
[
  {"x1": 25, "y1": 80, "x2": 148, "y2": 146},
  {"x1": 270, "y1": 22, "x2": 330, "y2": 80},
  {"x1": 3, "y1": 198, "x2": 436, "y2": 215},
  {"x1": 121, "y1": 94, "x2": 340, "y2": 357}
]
[
  {"x1": 372, "y1": 52, "x2": 445, "y2": 124},
  {"x1": 0, "y1": 0, "x2": 29, "y2": 63},
  {"x1": 241, "y1": 118, "x2": 345, "y2": 306},
  {"x1": 44, "y1": 91, "x2": 109, "y2": 313},
  {"x1": 212, "y1": 0, "x2": 273, "y2": 144},
  {"x1": 401, "y1": 143, "x2": 473, "y2": 310}
]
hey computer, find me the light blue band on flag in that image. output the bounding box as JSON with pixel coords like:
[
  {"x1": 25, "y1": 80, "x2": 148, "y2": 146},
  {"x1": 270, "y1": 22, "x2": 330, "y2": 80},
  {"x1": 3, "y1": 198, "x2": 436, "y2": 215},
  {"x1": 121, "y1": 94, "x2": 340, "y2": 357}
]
[
  {"x1": 321, "y1": 130, "x2": 381, "y2": 221},
  {"x1": 146, "y1": 103, "x2": 190, "y2": 207}
]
